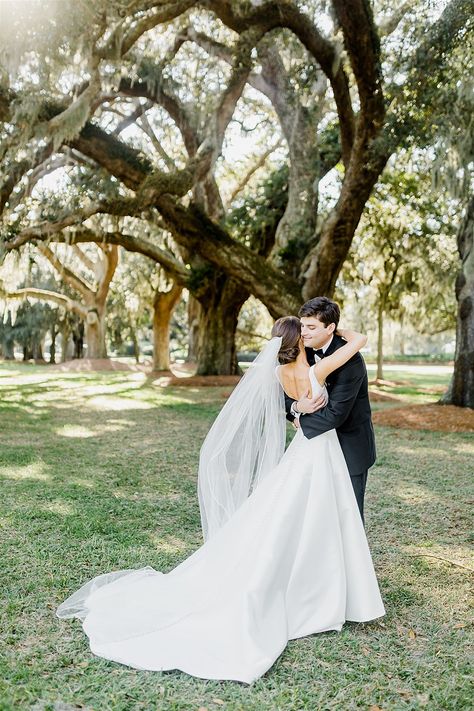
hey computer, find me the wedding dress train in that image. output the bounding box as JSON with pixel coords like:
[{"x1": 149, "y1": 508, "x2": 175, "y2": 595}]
[{"x1": 57, "y1": 367, "x2": 385, "y2": 683}]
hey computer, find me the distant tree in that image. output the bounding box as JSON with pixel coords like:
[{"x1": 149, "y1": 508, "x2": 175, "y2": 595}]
[
  {"x1": 443, "y1": 195, "x2": 474, "y2": 407},
  {"x1": 1, "y1": 301, "x2": 56, "y2": 361},
  {"x1": 429, "y1": 43, "x2": 474, "y2": 407},
  {"x1": 1, "y1": 251, "x2": 68, "y2": 361},
  {"x1": 107, "y1": 250, "x2": 182, "y2": 370},
  {"x1": 341, "y1": 165, "x2": 457, "y2": 379},
  {"x1": 0, "y1": 312, "x2": 15, "y2": 359},
  {"x1": 7, "y1": 243, "x2": 118, "y2": 358}
]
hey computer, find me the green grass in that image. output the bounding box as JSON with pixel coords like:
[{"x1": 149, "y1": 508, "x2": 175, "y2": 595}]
[
  {"x1": 0, "y1": 362, "x2": 472, "y2": 711},
  {"x1": 366, "y1": 365, "x2": 452, "y2": 407}
]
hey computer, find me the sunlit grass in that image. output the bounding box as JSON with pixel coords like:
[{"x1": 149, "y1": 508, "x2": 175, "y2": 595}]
[
  {"x1": 0, "y1": 361, "x2": 471, "y2": 711},
  {"x1": 367, "y1": 364, "x2": 452, "y2": 405}
]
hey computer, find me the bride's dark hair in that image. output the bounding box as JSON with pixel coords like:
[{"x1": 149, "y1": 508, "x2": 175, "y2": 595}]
[{"x1": 271, "y1": 316, "x2": 301, "y2": 364}]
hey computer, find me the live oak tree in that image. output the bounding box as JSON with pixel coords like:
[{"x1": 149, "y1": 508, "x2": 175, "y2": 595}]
[
  {"x1": 429, "y1": 44, "x2": 474, "y2": 408},
  {"x1": 0, "y1": 300, "x2": 57, "y2": 361},
  {"x1": 7, "y1": 242, "x2": 118, "y2": 358},
  {"x1": 0, "y1": 0, "x2": 472, "y2": 375},
  {"x1": 442, "y1": 196, "x2": 474, "y2": 407},
  {"x1": 107, "y1": 249, "x2": 183, "y2": 371},
  {"x1": 0, "y1": 254, "x2": 64, "y2": 360}
]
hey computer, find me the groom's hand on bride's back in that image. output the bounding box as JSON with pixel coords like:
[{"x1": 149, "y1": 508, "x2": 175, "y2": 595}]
[{"x1": 296, "y1": 391, "x2": 327, "y2": 414}]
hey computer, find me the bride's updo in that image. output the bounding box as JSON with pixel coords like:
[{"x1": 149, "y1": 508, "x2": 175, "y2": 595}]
[{"x1": 271, "y1": 316, "x2": 301, "y2": 364}]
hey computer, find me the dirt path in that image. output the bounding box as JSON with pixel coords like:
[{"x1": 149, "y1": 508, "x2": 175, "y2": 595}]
[{"x1": 372, "y1": 404, "x2": 474, "y2": 433}]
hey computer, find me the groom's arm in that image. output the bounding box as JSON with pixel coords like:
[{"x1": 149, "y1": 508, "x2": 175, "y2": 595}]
[
  {"x1": 285, "y1": 391, "x2": 326, "y2": 423},
  {"x1": 284, "y1": 392, "x2": 296, "y2": 423},
  {"x1": 299, "y1": 359, "x2": 365, "y2": 439}
]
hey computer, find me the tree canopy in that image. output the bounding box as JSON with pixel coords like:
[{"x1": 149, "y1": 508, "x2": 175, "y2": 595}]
[{"x1": 0, "y1": 0, "x2": 472, "y2": 383}]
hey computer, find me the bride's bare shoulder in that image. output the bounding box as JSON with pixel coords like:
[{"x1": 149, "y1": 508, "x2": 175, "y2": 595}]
[{"x1": 277, "y1": 364, "x2": 300, "y2": 399}]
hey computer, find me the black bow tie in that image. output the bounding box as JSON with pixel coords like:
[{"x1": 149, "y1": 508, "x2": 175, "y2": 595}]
[{"x1": 314, "y1": 348, "x2": 325, "y2": 358}]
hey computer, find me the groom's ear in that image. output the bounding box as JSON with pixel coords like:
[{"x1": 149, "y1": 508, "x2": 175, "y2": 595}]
[{"x1": 327, "y1": 323, "x2": 336, "y2": 334}]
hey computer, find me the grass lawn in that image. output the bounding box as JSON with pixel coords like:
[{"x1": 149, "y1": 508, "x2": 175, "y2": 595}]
[
  {"x1": 0, "y1": 362, "x2": 472, "y2": 711},
  {"x1": 366, "y1": 365, "x2": 454, "y2": 405}
]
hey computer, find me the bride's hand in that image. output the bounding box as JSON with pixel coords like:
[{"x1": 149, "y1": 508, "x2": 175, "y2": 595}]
[
  {"x1": 336, "y1": 328, "x2": 367, "y2": 347},
  {"x1": 295, "y1": 390, "x2": 327, "y2": 414}
]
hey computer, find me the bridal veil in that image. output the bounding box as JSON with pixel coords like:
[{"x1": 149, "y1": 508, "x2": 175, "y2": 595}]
[{"x1": 198, "y1": 336, "x2": 286, "y2": 540}]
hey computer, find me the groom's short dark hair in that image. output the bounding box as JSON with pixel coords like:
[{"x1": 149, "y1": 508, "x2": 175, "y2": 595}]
[{"x1": 299, "y1": 296, "x2": 340, "y2": 328}]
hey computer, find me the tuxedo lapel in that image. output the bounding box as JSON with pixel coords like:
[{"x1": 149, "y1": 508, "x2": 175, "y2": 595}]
[
  {"x1": 305, "y1": 346, "x2": 316, "y2": 365},
  {"x1": 324, "y1": 334, "x2": 344, "y2": 357}
]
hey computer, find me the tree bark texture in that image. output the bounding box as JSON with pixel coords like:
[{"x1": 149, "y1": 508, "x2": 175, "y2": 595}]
[
  {"x1": 442, "y1": 195, "x2": 474, "y2": 408},
  {"x1": 60, "y1": 323, "x2": 71, "y2": 362},
  {"x1": 49, "y1": 322, "x2": 57, "y2": 364},
  {"x1": 1, "y1": 313, "x2": 15, "y2": 359},
  {"x1": 195, "y1": 276, "x2": 248, "y2": 376},
  {"x1": 152, "y1": 283, "x2": 183, "y2": 371},
  {"x1": 377, "y1": 300, "x2": 384, "y2": 381},
  {"x1": 187, "y1": 296, "x2": 200, "y2": 363},
  {"x1": 84, "y1": 308, "x2": 106, "y2": 359}
]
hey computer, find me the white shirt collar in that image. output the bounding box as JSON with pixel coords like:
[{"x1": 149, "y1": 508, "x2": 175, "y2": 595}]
[{"x1": 315, "y1": 335, "x2": 334, "y2": 354}]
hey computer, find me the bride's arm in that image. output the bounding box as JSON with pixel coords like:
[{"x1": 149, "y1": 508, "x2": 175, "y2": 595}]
[{"x1": 314, "y1": 329, "x2": 367, "y2": 383}]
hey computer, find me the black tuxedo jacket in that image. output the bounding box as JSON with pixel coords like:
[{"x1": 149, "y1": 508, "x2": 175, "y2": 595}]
[{"x1": 284, "y1": 334, "x2": 376, "y2": 477}]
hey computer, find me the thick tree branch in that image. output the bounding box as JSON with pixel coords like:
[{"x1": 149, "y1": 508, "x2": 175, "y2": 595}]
[
  {"x1": 154, "y1": 197, "x2": 301, "y2": 317},
  {"x1": 8, "y1": 204, "x2": 108, "y2": 248},
  {"x1": 201, "y1": 0, "x2": 355, "y2": 163},
  {"x1": 71, "y1": 123, "x2": 302, "y2": 313},
  {"x1": 96, "y1": 245, "x2": 119, "y2": 304},
  {"x1": 37, "y1": 244, "x2": 95, "y2": 299},
  {"x1": 11, "y1": 227, "x2": 190, "y2": 287},
  {"x1": 96, "y1": 1, "x2": 196, "y2": 59},
  {"x1": 71, "y1": 244, "x2": 96, "y2": 273},
  {"x1": 6, "y1": 288, "x2": 87, "y2": 319},
  {"x1": 332, "y1": 0, "x2": 384, "y2": 125}
]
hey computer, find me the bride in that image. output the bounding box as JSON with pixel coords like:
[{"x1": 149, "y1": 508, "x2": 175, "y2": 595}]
[{"x1": 57, "y1": 316, "x2": 385, "y2": 684}]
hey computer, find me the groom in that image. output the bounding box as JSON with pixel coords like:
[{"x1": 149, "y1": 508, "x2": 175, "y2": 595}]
[{"x1": 285, "y1": 296, "x2": 376, "y2": 522}]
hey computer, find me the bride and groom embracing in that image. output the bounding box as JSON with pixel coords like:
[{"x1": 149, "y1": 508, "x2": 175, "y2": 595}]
[{"x1": 57, "y1": 296, "x2": 385, "y2": 684}]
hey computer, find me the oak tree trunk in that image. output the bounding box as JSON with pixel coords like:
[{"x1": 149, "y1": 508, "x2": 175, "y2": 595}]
[
  {"x1": 152, "y1": 283, "x2": 183, "y2": 371},
  {"x1": 398, "y1": 314, "x2": 405, "y2": 357},
  {"x1": 85, "y1": 308, "x2": 106, "y2": 359},
  {"x1": 49, "y1": 323, "x2": 57, "y2": 364},
  {"x1": 2, "y1": 338, "x2": 14, "y2": 359},
  {"x1": 23, "y1": 345, "x2": 32, "y2": 361},
  {"x1": 2, "y1": 314, "x2": 15, "y2": 359},
  {"x1": 131, "y1": 329, "x2": 140, "y2": 364},
  {"x1": 33, "y1": 338, "x2": 45, "y2": 361},
  {"x1": 377, "y1": 300, "x2": 384, "y2": 381},
  {"x1": 60, "y1": 322, "x2": 71, "y2": 362},
  {"x1": 196, "y1": 276, "x2": 248, "y2": 376},
  {"x1": 442, "y1": 195, "x2": 474, "y2": 408},
  {"x1": 187, "y1": 296, "x2": 200, "y2": 363}
]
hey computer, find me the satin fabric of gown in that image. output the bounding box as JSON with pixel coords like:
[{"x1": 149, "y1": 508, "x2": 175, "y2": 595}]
[{"x1": 57, "y1": 367, "x2": 385, "y2": 684}]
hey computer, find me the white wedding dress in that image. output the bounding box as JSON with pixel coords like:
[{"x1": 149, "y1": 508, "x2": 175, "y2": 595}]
[{"x1": 57, "y1": 366, "x2": 385, "y2": 684}]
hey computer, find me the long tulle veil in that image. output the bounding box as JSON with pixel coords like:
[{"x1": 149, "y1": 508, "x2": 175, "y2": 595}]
[{"x1": 198, "y1": 337, "x2": 286, "y2": 541}]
